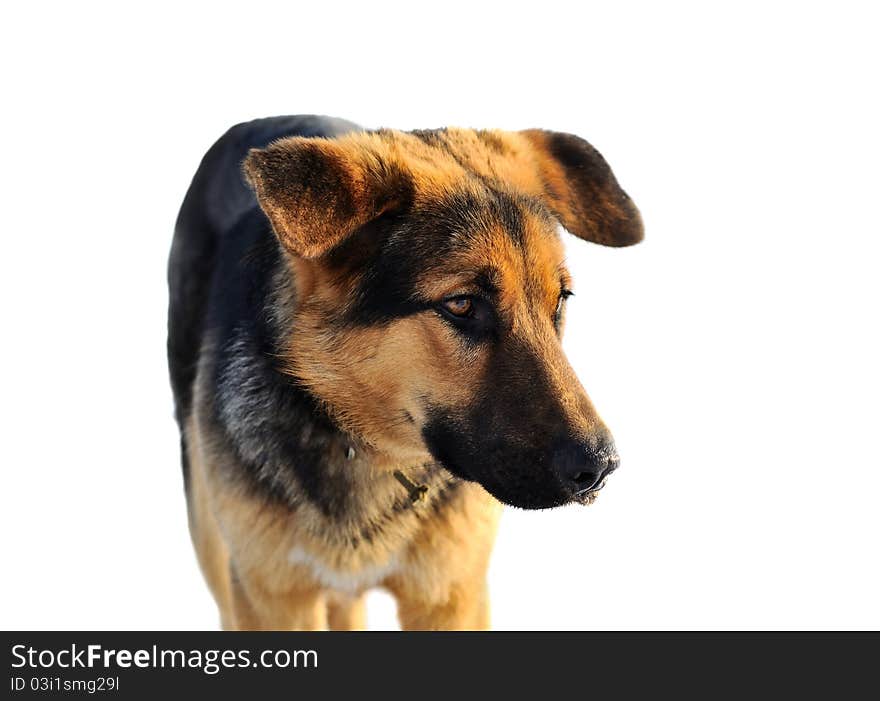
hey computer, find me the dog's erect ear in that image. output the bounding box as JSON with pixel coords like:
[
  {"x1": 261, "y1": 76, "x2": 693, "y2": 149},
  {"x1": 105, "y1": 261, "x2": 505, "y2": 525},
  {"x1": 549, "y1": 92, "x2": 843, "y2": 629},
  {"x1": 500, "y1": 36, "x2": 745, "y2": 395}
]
[
  {"x1": 243, "y1": 137, "x2": 408, "y2": 258},
  {"x1": 519, "y1": 130, "x2": 643, "y2": 247}
]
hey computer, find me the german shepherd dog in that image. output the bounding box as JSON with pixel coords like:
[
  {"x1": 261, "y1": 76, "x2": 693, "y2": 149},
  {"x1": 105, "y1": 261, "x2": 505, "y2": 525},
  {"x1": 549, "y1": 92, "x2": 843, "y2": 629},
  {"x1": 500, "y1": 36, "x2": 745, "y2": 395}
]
[{"x1": 168, "y1": 115, "x2": 642, "y2": 630}]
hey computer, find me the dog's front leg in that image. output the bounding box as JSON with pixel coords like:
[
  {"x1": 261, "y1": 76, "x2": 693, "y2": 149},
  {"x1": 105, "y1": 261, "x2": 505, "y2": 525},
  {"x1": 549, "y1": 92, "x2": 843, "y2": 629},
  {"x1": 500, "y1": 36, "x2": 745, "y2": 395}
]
[
  {"x1": 386, "y1": 487, "x2": 500, "y2": 630},
  {"x1": 327, "y1": 592, "x2": 367, "y2": 630},
  {"x1": 389, "y1": 577, "x2": 490, "y2": 631},
  {"x1": 227, "y1": 565, "x2": 327, "y2": 631}
]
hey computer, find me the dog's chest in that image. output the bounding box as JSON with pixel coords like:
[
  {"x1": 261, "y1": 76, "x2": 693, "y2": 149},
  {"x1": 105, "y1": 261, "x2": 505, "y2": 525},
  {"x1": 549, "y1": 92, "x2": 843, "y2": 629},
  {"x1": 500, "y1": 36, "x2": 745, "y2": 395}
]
[
  {"x1": 277, "y1": 467, "x2": 463, "y2": 595},
  {"x1": 286, "y1": 544, "x2": 402, "y2": 594},
  {"x1": 279, "y1": 469, "x2": 458, "y2": 594}
]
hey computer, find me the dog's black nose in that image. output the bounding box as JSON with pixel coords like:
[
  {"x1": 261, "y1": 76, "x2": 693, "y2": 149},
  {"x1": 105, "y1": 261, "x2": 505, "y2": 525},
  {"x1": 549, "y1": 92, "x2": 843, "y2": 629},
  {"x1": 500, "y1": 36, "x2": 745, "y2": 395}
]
[{"x1": 551, "y1": 437, "x2": 619, "y2": 494}]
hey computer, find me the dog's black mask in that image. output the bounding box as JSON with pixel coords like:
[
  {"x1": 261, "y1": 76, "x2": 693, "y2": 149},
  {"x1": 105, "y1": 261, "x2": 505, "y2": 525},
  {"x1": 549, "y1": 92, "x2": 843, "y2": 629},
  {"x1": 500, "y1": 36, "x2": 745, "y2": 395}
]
[{"x1": 422, "y1": 338, "x2": 619, "y2": 510}]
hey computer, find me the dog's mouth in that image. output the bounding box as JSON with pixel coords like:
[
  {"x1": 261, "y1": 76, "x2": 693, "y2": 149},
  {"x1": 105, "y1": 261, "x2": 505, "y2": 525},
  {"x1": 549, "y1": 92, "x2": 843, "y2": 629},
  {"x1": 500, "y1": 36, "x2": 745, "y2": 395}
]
[{"x1": 571, "y1": 477, "x2": 608, "y2": 506}]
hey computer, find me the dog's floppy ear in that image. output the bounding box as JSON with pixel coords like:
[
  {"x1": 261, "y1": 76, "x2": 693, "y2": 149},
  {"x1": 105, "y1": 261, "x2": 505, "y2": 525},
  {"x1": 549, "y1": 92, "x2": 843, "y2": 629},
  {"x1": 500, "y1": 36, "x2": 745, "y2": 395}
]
[
  {"x1": 519, "y1": 129, "x2": 643, "y2": 247},
  {"x1": 243, "y1": 137, "x2": 407, "y2": 258}
]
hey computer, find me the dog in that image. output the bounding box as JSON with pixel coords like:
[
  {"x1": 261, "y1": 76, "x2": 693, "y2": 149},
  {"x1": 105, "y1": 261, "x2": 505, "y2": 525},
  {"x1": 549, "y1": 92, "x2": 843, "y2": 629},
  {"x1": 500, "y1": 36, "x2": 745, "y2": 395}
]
[{"x1": 167, "y1": 115, "x2": 642, "y2": 630}]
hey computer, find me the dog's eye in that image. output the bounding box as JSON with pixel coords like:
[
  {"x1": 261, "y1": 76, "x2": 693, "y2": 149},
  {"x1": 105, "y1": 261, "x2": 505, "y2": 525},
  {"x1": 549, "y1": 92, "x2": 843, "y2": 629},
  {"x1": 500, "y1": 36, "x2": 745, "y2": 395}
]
[
  {"x1": 554, "y1": 289, "x2": 574, "y2": 329},
  {"x1": 441, "y1": 296, "x2": 474, "y2": 318},
  {"x1": 436, "y1": 295, "x2": 495, "y2": 340}
]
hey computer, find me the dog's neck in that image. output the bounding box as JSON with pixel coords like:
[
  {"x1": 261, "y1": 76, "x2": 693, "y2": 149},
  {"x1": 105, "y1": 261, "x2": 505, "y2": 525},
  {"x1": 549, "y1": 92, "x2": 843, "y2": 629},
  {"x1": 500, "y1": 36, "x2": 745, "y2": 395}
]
[{"x1": 210, "y1": 322, "x2": 458, "y2": 542}]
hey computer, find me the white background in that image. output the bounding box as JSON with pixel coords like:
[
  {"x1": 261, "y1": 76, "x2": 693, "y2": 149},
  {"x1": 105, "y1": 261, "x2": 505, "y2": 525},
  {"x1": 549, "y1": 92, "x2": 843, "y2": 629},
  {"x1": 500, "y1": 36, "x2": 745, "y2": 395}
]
[{"x1": 2, "y1": 2, "x2": 878, "y2": 630}]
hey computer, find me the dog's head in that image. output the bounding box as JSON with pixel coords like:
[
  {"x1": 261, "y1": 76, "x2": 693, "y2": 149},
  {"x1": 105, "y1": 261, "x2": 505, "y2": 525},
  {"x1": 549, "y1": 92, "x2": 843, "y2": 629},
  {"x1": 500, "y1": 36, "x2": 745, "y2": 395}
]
[{"x1": 244, "y1": 127, "x2": 642, "y2": 509}]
